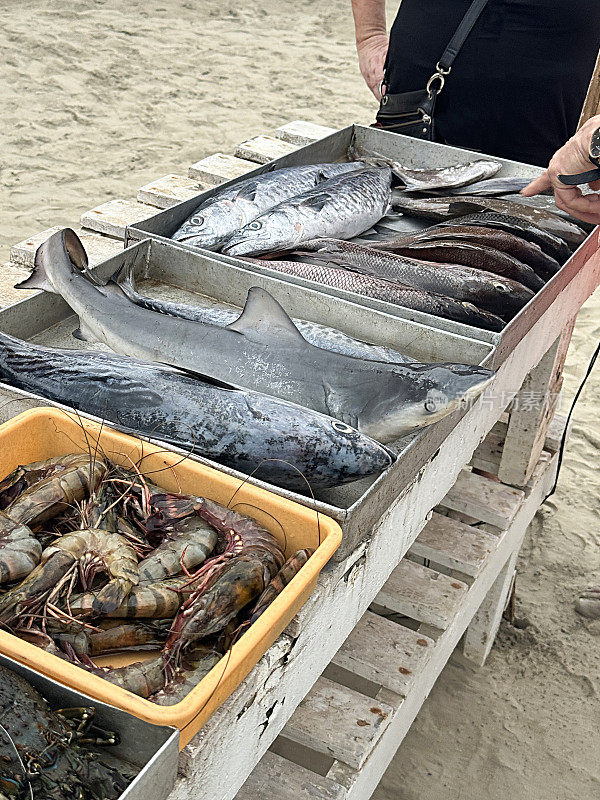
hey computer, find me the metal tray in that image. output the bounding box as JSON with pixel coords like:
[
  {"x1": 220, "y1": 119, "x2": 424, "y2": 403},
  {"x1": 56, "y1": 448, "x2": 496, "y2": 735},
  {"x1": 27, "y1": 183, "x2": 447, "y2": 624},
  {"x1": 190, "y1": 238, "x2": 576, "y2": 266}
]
[
  {"x1": 0, "y1": 653, "x2": 179, "y2": 800},
  {"x1": 0, "y1": 237, "x2": 493, "y2": 560},
  {"x1": 126, "y1": 124, "x2": 599, "y2": 367}
]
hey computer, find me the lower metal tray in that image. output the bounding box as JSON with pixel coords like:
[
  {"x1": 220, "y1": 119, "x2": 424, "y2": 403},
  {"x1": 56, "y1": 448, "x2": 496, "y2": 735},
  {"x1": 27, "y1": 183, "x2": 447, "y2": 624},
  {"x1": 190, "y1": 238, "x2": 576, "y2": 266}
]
[
  {"x1": 0, "y1": 237, "x2": 493, "y2": 560},
  {"x1": 0, "y1": 653, "x2": 179, "y2": 800}
]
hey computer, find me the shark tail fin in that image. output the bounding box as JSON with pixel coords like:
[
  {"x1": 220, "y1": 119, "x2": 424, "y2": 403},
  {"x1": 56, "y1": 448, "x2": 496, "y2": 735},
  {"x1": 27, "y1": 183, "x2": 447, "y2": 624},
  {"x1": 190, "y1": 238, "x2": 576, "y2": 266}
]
[
  {"x1": 108, "y1": 258, "x2": 138, "y2": 299},
  {"x1": 15, "y1": 228, "x2": 88, "y2": 293}
]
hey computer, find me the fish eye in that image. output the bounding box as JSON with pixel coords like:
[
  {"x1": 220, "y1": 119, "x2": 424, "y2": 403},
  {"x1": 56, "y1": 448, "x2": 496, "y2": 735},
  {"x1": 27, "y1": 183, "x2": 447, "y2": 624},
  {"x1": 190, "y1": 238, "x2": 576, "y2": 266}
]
[
  {"x1": 331, "y1": 420, "x2": 354, "y2": 434},
  {"x1": 247, "y1": 221, "x2": 263, "y2": 231},
  {"x1": 493, "y1": 282, "x2": 509, "y2": 292},
  {"x1": 191, "y1": 215, "x2": 204, "y2": 226}
]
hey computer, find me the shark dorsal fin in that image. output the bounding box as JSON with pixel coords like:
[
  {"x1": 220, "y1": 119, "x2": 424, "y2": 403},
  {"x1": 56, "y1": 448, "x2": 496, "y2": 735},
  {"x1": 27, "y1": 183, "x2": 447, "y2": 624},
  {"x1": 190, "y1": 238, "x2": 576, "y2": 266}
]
[{"x1": 227, "y1": 287, "x2": 306, "y2": 344}]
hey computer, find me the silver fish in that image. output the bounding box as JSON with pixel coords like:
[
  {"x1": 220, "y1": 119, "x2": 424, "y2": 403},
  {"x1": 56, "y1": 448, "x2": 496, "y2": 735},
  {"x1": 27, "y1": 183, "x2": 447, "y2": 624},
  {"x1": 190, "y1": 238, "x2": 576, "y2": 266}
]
[
  {"x1": 245, "y1": 257, "x2": 504, "y2": 332},
  {"x1": 172, "y1": 162, "x2": 363, "y2": 251},
  {"x1": 0, "y1": 331, "x2": 393, "y2": 492},
  {"x1": 112, "y1": 259, "x2": 413, "y2": 364},
  {"x1": 393, "y1": 160, "x2": 501, "y2": 192},
  {"x1": 295, "y1": 239, "x2": 533, "y2": 317},
  {"x1": 222, "y1": 167, "x2": 392, "y2": 256},
  {"x1": 20, "y1": 229, "x2": 494, "y2": 443}
]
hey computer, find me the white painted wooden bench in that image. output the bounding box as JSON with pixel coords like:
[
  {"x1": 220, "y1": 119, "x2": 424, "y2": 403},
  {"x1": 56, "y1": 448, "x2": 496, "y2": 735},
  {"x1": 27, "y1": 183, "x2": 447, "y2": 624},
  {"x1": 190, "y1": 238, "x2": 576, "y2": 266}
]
[
  {"x1": 235, "y1": 438, "x2": 561, "y2": 800},
  {"x1": 0, "y1": 118, "x2": 585, "y2": 800}
]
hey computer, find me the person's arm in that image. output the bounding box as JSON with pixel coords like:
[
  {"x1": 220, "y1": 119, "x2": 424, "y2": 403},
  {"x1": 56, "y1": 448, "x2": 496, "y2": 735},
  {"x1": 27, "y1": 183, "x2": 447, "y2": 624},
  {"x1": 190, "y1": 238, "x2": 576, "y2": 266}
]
[
  {"x1": 522, "y1": 115, "x2": 600, "y2": 225},
  {"x1": 352, "y1": 0, "x2": 389, "y2": 100}
]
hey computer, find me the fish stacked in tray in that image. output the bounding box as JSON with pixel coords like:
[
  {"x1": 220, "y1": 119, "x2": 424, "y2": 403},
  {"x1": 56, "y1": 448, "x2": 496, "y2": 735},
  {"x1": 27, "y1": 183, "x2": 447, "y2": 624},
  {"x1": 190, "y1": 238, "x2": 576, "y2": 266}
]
[
  {"x1": 0, "y1": 223, "x2": 493, "y2": 494},
  {"x1": 166, "y1": 147, "x2": 587, "y2": 332}
]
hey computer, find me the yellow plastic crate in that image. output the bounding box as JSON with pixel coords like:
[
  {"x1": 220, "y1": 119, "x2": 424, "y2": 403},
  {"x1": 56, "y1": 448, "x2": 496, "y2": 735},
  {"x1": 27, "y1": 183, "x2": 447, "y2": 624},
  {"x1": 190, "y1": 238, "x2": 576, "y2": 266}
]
[{"x1": 0, "y1": 408, "x2": 341, "y2": 747}]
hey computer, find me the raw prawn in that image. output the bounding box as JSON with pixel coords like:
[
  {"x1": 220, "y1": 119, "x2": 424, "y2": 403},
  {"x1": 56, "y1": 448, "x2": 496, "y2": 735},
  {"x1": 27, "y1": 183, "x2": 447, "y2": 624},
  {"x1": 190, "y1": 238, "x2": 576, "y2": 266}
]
[
  {"x1": 137, "y1": 516, "x2": 218, "y2": 582},
  {"x1": 0, "y1": 509, "x2": 41, "y2": 584},
  {"x1": 249, "y1": 548, "x2": 314, "y2": 623}
]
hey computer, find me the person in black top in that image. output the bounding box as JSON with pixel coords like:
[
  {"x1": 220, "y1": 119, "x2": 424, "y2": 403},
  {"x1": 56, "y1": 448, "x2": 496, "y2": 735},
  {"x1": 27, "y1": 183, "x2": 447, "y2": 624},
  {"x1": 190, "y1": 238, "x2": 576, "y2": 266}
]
[{"x1": 351, "y1": 0, "x2": 600, "y2": 167}]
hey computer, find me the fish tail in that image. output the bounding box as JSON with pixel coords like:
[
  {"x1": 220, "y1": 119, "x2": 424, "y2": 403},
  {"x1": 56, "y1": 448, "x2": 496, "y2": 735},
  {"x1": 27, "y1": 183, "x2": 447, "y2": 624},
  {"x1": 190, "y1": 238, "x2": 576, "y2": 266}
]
[
  {"x1": 15, "y1": 228, "x2": 89, "y2": 293},
  {"x1": 109, "y1": 257, "x2": 138, "y2": 297}
]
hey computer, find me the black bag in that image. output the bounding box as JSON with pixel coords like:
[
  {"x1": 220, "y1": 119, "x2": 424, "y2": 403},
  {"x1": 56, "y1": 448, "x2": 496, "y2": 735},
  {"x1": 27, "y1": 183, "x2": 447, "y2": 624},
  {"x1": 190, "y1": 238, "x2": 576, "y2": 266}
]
[{"x1": 375, "y1": 0, "x2": 490, "y2": 141}]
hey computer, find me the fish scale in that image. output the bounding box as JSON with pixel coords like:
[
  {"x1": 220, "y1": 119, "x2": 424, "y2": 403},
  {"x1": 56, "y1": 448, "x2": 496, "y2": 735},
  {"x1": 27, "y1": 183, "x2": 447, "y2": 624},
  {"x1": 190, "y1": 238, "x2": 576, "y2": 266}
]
[
  {"x1": 293, "y1": 239, "x2": 533, "y2": 317},
  {"x1": 251, "y1": 257, "x2": 504, "y2": 331},
  {"x1": 172, "y1": 162, "x2": 363, "y2": 251},
  {"x1": 222, "y1": 167, "x2": 392, "y2": 256}
]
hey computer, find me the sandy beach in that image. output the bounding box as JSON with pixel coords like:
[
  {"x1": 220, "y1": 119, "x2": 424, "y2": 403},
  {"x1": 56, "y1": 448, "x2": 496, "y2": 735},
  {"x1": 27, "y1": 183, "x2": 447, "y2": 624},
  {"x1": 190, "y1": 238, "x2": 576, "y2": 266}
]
[{"x1": 0, "y1": 2, "x2": 598, "y2": 798}]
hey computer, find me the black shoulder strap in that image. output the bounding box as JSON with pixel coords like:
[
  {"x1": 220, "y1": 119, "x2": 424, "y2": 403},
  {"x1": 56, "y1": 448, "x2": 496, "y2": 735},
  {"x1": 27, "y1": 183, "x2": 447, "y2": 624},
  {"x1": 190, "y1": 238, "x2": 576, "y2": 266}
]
[{"x1": 438, "y1": 0, "x2": 490, "y2": 73}]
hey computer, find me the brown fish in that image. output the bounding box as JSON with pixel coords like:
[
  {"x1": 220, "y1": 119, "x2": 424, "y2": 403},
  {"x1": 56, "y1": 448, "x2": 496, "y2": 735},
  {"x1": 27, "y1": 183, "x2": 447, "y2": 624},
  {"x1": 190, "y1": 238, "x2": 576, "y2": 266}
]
[
  {"x1": 391, "y1": 193, "x2": 585, "y2": 251},
  {"x1": 372, "y1": 239, "x2": 544, "y2": 292},
  {"x1": 249, "y1": 257, "x2": 505, "y2": 331},
  {"x1": 403, "y1": 224, "x2": 561, "y2": 281}
]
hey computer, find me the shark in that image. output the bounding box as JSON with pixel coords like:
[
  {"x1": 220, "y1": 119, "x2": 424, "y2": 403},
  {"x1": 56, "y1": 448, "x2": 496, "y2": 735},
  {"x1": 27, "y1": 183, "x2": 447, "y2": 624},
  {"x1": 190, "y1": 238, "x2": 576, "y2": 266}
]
[{"x1": 17, "y1": 228, "x2": 494, "y2": 444}]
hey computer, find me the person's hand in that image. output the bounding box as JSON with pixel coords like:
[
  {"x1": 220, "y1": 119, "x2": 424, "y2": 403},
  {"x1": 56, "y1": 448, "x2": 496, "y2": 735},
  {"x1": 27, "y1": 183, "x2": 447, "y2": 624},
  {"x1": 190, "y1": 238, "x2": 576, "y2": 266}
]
[
  {"x1": 357, "y1": 33, "x2": 389, "y2": 100},
  {"x1": 522, "y1": 116, "x2": 600, "y2": 225}
]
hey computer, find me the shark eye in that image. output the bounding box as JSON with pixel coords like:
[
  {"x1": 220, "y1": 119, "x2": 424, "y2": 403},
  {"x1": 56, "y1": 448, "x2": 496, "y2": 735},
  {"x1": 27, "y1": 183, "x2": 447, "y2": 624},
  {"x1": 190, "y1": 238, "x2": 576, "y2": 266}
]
[
  {"x1": 247, "y1": 221, "x2": 262, "y2": 231},
  {"x1": 331, "y1": 420, "x2": 354, "y2": 434},
  {"x1": 191, "y1": 215, "x2": 204, "y2": 226}
]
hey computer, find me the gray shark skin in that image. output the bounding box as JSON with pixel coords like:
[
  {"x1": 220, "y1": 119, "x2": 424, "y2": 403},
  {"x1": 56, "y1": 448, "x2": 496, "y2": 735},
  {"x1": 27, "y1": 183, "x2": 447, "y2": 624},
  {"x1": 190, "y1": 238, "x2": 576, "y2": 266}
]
[
  {"x1": 222, "y1": 167, "x2": 393, "y2": 256},
  {"x1": 0, "y1": 331, "x2": 393, "y2": 492},
  {"x1": 19, "y1": 229, "x2": 494, "y2": 444},
  {"x1": 111, "y1": 259, "x2": 414, "y2": 364},
  {"x1": 172, "y1": 162, "x2": 363, "y2": 251}
]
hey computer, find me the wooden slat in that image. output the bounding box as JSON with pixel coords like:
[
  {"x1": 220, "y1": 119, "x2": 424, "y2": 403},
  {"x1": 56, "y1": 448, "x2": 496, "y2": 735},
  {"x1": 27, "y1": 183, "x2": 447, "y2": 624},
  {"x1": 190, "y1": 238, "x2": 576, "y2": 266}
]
[
  {"x1": 234, "y1": 135, "x2": 299, "y2": 164},
  {"x1": 10, "y1": 228, "x2": 122, "y2": 268},
  {"x1": 188, "y1": 153, "x2": 256, "y2": 184},
  {"x1": 439, "y1": 469, "x2": 524, "y2": 529},
  {"x1": 331, "y1": 611, "x2": 434, "y2": 695},
  {"x1": 409, "y1": 512, "x2": 498, "y2": 577},
  {"x1": 137, "y1": 174, "x2": 205, "y2": 209},
  {"x1": 80, "y1": 199, "x2": 156, "y2": 238},
  {"x1": 374, "y1": 560, "x2": 468, "y2": 630},
  {"x1": 498, "y1": 321, "x2": 574, "y2": 487},
  {"x1": 544, "y1": 412, "x2": 569, "y2": 453},
  {"x1": 281, "y1": 677, "x2": 393, "y2": 770},
  {"x1": 470, "y1": 410, "x2": 570, "y2": 474},
  {"x1": 274, "y1": 120, "x2": 336, "y2": 146},
  {"x1": 236, "y1": 751, "x2": 345, "y2": 800},
  {"x1": 0, "y1": 263, "x2": 37, "y2": 307},
  {"x1": 9, "y1": 226, "x2": 64, "y2": 265}
]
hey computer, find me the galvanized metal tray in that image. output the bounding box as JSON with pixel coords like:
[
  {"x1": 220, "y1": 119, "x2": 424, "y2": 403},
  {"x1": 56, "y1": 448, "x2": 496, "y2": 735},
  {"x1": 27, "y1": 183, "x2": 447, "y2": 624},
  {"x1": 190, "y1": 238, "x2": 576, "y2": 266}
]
[
  {"x1": 0, "y1": 653, "x2": 179, "y2": 800},
  {"x1": 126, "y1": 124, "x2": 599, "y2": 367},
  {"x1": 0, "y1": 237, "x2": 493, "y2": 560}
]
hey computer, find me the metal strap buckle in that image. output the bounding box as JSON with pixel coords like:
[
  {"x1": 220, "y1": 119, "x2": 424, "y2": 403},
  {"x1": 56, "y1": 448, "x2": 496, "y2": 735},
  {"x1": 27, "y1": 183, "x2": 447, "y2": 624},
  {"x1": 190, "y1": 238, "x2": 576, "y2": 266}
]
[{"x1": 426, "y1": 62, "x2": 452, "y2": 98}]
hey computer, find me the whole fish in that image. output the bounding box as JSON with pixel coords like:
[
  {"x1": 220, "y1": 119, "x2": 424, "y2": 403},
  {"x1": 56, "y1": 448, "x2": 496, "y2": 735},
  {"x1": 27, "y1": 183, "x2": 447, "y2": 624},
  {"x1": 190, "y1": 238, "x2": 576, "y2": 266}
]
[
  {"x1": 20, "y1": 229, "x2": 494, "y2": 442},
  {"x1": 294, "y1": 239, "x2": 533, "y2": 317},
  {"x1": 369, "y1": 239, "x2": 544, "y2": 292},
  {"x1": 0, "y1": 332, "x2": 393, "y2": 492},
  {"x1": 172, "y1": 162, "x2": 363, "y2": 251},
  {"x1": 112, "y1": 260, "x2": 413, "y2": 364},
  {"x1": 391, "y1": 193, "x2": 581, "y2": 255},
  {"x1": 393, "y1": 159, "x2": 501, "y2": 192},
  {"x1": 405, "y1": 224, "x2": 561, "y2": 280},
  {"x1": 425, "y1": 212, "x2": 570, "y2": 264},
  {"x1": 221, "y1": 167, "x2": 392, "y2": 256},
  {"x1": 247, "y1": 257, "x2": 504, "y2": 331},
  {"x1": 437, "y1": 176, "x2": 534, "y2": 197}
]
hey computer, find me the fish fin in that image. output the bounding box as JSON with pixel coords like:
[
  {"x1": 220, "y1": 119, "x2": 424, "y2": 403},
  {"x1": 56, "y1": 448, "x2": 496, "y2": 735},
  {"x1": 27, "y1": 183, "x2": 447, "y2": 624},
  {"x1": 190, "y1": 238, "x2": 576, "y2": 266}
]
[
  {"x1": 15, "y1": 228, "x2": 93, "y2": 293},
  {"x1": 234, "y1": 182, "x2": 258, "y2": 202},
  {"x1": 298, "y1": 193, "x2": 330, "y2": 212},
  {"x1": 72, "y1": 321, "x2": 97, "y2": 342},
  {"x1": 227, "y1": 287, "x2": 307, "y2": 344},
  {"x1": 108, "y1": 258, "x2": 138, "y2": 296}
]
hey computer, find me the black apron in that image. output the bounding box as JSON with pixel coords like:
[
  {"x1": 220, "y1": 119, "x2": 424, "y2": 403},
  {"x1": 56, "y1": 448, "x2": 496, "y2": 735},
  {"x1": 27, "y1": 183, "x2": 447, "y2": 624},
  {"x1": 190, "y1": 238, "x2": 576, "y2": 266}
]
[{"x1": 385, "y1": 0, "x2": 600, "y2": 166}]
